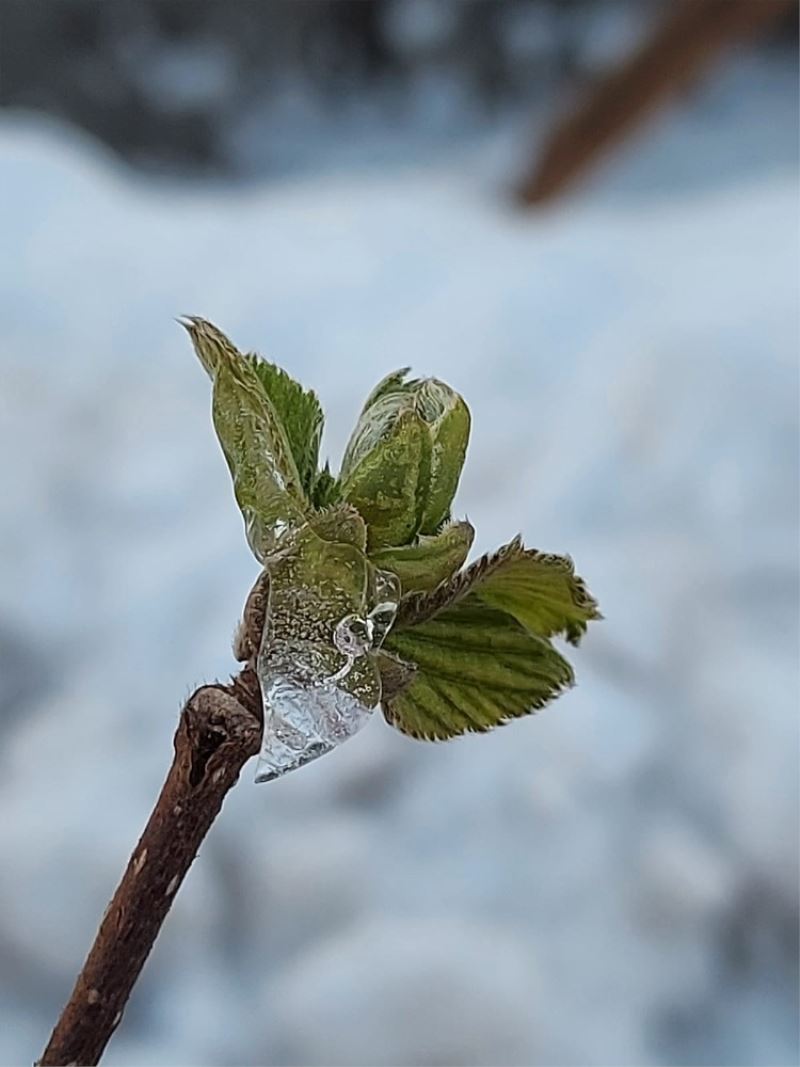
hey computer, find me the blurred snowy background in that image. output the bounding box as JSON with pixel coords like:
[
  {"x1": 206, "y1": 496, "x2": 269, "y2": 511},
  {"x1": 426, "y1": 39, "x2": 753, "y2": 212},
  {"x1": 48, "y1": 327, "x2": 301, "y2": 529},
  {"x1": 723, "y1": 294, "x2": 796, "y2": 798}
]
[{"x1": 0, "y1": 2, "x2": 798, "y2": 1065}]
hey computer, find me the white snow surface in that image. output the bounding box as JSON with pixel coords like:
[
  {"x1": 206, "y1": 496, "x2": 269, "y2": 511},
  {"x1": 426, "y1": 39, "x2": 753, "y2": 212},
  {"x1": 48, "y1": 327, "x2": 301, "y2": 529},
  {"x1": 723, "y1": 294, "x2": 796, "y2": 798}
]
[{"x1": 0, "y1": 65, "x2": 798, "y2": 1067}]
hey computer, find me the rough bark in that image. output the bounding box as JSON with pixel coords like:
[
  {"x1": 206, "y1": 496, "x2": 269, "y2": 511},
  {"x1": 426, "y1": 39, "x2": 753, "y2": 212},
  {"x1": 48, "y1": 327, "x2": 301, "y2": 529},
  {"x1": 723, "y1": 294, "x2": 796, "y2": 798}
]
[{"x1": 38, "y1": 670, "x2": 262, "y2": 1067}]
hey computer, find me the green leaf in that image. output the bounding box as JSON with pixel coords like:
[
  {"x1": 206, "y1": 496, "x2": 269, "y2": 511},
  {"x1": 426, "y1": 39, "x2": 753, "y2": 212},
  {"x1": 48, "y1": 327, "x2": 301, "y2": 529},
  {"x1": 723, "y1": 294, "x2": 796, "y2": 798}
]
[
  {"x1": 182, "y1": 317, "x2": 307, "y2": 560},
  {"x1": 395, "y1": 536, "x2": 526, "y2": 628},
  {"x1": 382, "y1": 599, "x2": 574, "y2": 740},
  {"x1": 311, "y1": 463, "x2": 340, "y2": 509},
  {"x1": 473, "y1": 546, "x2": 601, "y2": 646},
  {"x1": 396, "y1": 537, "x2": 600, "y2": 645},
  {"x1": 370, "y1": 521, "x2": 474, "y2": 594},
  {"x1": 246, "y1": 356, "x2": 324, "y2": 498},
  {"x1": 341, "y1": 408, "x2": 431, "y2": 551}
]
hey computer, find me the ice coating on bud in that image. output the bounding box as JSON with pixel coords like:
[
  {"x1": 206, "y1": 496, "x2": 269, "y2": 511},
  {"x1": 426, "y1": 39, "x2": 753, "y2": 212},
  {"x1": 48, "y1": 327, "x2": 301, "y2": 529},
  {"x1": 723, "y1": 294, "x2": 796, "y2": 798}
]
[
  {"x1": 181, "y1": 316, "x2": 307, "y2": 561},
  {"x1": 254, "y1": 524, "x2": 400, "y2": 783},
  {"x1": 340, "y1": 370, "x2": 470, "y2": 550},
  {"x1": 414, "y1": 380, "x2": 470, "y2": 535},
  {"x1": 340, "y1": 403, "x2": 428, "y2": 550},
  {"x1": 211, "y1": 364, "x2": 307, "y2": 561}
]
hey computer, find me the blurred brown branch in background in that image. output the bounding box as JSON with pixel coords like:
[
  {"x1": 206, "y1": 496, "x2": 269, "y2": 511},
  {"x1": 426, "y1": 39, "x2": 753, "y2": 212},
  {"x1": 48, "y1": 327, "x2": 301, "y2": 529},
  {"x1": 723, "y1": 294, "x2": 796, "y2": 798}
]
[{"x1": 519, "y1": 0, "x2": 795, "y2": 206}]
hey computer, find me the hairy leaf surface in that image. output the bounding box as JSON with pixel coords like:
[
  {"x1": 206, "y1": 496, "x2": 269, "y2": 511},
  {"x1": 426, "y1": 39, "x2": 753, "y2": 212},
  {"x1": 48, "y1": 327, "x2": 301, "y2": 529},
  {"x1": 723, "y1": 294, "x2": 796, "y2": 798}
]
[
  {"x1": 397, "y1": 538, "x2": 600, "y2": 644},
  {"x1": 370, "y1": 521, "x2": 474, "y2": 594},
  {"x1": 474, "y1": 547, "x2": 601, "y2": 646},
  {"x1": 383, "y1": 599, "x2": 573, "y2": 740}
]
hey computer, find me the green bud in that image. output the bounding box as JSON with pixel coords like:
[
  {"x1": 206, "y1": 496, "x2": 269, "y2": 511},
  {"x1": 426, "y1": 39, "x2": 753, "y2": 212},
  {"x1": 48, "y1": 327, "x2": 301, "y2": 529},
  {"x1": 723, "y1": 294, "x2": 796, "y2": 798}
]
[
  {"x1": 180, "y1": 316, "x2": 601, "y2": 758},
  {"x1": 340, "y1": 370, "x2": 471, "y2": 550},
  {"x1": 414, "y1": 379, "x2": 471, "y2": 536}
]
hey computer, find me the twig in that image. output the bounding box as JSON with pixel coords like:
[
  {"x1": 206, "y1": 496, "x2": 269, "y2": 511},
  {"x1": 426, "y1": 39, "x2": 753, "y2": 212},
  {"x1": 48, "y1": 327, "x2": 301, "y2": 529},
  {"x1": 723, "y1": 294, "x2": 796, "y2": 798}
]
[
  {"x1": 518, "y1": 0, "x2": 794, "y2": 205},
  {"x1": 38, "y1": 669, "x2": 262, "y2": 1067}
]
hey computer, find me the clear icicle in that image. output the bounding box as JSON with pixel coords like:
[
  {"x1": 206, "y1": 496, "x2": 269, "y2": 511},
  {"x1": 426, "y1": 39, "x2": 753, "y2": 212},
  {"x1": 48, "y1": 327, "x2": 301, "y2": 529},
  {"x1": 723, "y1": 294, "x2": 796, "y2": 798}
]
[{"x1": 254, "y1": 524, "x2": 400, "y2": 783}]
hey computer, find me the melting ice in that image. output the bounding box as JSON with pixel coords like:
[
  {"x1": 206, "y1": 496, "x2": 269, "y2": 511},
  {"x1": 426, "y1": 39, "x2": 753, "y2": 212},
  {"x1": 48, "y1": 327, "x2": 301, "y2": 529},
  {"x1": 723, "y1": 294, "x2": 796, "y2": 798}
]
[{"x1": 254, "y1": 525, "x2": 400, "y2": 783}]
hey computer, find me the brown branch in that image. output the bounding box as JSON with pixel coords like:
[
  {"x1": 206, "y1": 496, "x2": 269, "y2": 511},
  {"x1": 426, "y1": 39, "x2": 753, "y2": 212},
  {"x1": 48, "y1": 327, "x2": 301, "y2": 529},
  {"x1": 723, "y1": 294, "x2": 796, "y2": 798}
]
[
  {"x1": 38, "y1": 669, "x2": 262, "y2": 1067},
  {"x1": 518, "y1": 0, "x2": 795, "y2": 206}
]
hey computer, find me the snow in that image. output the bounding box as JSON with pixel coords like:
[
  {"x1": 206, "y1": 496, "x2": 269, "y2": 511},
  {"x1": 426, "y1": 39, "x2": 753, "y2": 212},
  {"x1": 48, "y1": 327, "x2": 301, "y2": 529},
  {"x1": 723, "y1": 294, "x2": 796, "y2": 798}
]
[{"x1": 0, "y1": 56, "x2": 797, "y2": 1067}]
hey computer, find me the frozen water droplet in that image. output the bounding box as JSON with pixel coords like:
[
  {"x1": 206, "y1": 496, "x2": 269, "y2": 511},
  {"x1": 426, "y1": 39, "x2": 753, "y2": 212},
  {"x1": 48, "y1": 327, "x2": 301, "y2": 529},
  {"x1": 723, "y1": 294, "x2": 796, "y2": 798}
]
[
  {"x1": 254, "y1": 525, "x2": 400, "y2": 783},
  {"x1": 373, "y1": 568, "x2": 401, "y2": 604},
  {"x1": 366, "y1": 568, "x2": 400, "y2": 648},
  {"x1": 244, "y1": 507, "x2": 296, "y2": 563},
  {"x1": 333, "y1": 614, "x2": 374, "y2": 658},
  {"x1": 367, "y1": 603, "x2": 396, "y2": 648}
]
